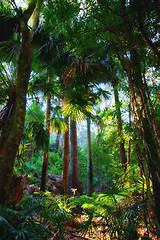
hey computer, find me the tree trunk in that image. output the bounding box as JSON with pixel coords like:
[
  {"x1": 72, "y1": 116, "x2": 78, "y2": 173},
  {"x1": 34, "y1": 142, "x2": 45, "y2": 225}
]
[
  {"x1": 143, "y1": 71, "x2": 160, "y2": 143},
  {"x1": 87, "y1": 117, "x2": 93, "y2": 197},
  {"x1": 40, "y1": 76, "x2": 51, "y2": 192},
  {"x1": 127, "y1": 104, "x2": 132, "y2": 165},
  {"x1": 69, "y1": 119, "x2": 79, "y2": 192},
  {"x1": 112, "y1": 79, "x2": 127, "y2": 171},
  {"x1": 0, "y1": 1, "x2": 40, "y2": 205},
  {"x1": 61, "y1": 116, "x2": 69, "y2": 194}
]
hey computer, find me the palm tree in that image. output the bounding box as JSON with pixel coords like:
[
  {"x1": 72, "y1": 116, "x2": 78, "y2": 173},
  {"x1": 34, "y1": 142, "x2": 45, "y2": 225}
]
[
  {"x1": 69, "y1": 118, "x2": 79, "y2": 192},
  {"x1": 87, "y1": 117, "x2": 93, "y2": 196},
  {"x1": 61, "y1": 116, "x2": 69, "y2": 195},
  {"x1": 40, "y1": 76, "x2": 51, "y2": 192},
  {"x1": 62, "y1": 56, "x2": 111, "y2": 195}
]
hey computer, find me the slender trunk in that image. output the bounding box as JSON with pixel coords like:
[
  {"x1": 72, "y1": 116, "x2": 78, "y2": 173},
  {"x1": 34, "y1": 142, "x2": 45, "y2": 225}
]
[
  {"x1": 112, "y1": 79, "x2": 127, "y2": 171},
  {"x1": 127, "y1": 104, "x2": 131, "y2": 165},
  {"x1": 0, "y1": 2, "x2": 39, "y2": 205},
  {"x1": 87, "y1": 117, "x2": 93, "y2": 197},
  {"x1": 70, "y1": 119, "x2": 79, "y2": 192},
  {"x1": 40, "y1": 76, "x2": 51, "y2": 192},
  {"x1": 61, "y1": 116, "x2": 69, "y2": 194}
]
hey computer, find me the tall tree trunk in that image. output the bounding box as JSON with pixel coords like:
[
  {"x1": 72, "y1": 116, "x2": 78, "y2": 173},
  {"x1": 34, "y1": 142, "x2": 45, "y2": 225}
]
[
  {"x1": 0, "y1": 1, "x2": 42, "y2": 205},
  {"x1": 40, "y1": 76, "x2": 51, "y2": 192},
  {"x1": 121, "y1": 0, "x2": 160, "y2": 230},
  {"x1": 112, "y1": 79, "x2": 127, "y2": 171},
  {"x1": 87, "y1": 117, "x2": 93, "y2": 197},
  {"x1": 61, "y1": 116, "x2": 69, "y2": 194},
  {"x1": 127, "y1": 103, "x2": 132, "y2": 165},
  {"x1": 70, "y1": 119, "x2": 79, "y2": 192}
]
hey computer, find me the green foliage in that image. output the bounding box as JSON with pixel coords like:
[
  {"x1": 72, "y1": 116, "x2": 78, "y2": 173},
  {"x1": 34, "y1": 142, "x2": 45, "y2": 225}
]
[
  {"x1": 77, "y1": 146, "x2": 87, "y2": 189},
  {"x1": 14, "y1": 149, "x2": 63, "y2": 185},
  {"x1": 50, "y1": 117, "x2": 67, "y2": 134},
  {"x1": 0, "y1": 194, "x2": 73, "y2": 240},
  {"x1": 67, "y1": 190, "x2": 144, "y2": 239},
  {"x1": 14, "y1": 156, "x2": 42, "y2": 185},
  {"x1": 23, "y1": 102, "x2": 49, "y2": 153},
  {"x1": 0, "y1": 190, "x2": 153, "y2": 240},
  {"x1": 48, "y1": 148, "x2": 63, "y2": 175},
  {"x1": 25, "y1": 102, "x2": 45, "y2": 126},
  {"x1": 30, "y1": 122, "x2": 49, "y2": 152},
  {"x1": 62, "y1": 89, "x2": 93, "y2": 121}
]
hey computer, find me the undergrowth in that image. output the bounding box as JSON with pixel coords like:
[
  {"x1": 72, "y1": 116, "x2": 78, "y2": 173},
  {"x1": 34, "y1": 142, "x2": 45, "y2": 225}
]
[{"x1": 0, "y1": 187, "x2": 156, "y2": 240}]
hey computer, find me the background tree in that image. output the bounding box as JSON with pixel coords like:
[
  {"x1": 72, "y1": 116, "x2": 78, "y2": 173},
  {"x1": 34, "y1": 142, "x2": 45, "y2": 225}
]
[
  {"x1": 87, "y1": 117, "x2": 93, "y2": 196},
  {"x1": 40, "y1": 76, "x2": 51, "y2": 192},
  {"x1": 61, "y1": 116, "x2": 69, "y2": 195}
]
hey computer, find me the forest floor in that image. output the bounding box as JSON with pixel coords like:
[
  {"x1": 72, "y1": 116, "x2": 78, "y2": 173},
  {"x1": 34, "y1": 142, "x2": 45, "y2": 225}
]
[
  {"x1": 49, "y1": 224, "x2": 158, "y2": 240},
  {"x1": 11, "y1": 174, "x2": 158, "y2": 240}
]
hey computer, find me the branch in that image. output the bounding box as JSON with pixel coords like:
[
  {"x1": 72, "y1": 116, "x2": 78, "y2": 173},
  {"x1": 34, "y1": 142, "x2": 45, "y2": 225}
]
[
  {"x1": 31, "y1": 0, "x2": 44, "y2": 37},
  {"x1": 21, "y1": 2, "x2": 36, "y2": 22}
]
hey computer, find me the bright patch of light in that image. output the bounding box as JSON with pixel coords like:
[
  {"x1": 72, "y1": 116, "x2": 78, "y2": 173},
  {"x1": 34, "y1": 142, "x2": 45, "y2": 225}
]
[{"x1": 15, "y1": 0, "x2": 27, "y2": 8}]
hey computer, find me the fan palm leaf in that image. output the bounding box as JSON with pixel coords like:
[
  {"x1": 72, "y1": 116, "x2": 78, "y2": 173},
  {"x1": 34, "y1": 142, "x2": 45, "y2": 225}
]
[
  {"x1": 0, "y1": 40, "x2": 21, "y2": 62},
  {"x1": 0, "y1": 63, "x2": 17, "y2": 148}
]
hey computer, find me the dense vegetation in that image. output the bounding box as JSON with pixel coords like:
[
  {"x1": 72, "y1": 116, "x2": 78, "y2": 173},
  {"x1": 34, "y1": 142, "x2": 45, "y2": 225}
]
[{"x1": 0, "y1": 0, "x2": 160, "y2": 239}]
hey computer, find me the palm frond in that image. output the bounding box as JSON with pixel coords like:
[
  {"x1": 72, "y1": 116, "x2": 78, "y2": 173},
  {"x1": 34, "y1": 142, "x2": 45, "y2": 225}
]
[
  {"x1": 0, "y1": 87, "x2": 8, "y2": 105},
  {"x1": 50, "y1": 117, "x2": 67, "y2": 134},
  {"x1": 62, "y1": 99, "x2": 93, "y2": 121},
  {"x1": 28, "y1": 121, "x2": 49, "y2": 152},
  {"x1": 0, "y1": 40, "x2": 21, "y2": 62},
  {"x1": 0, "y1": 62, "x2": 16, "y2": 87},
  {"x1": 29, "y1": 82, "x2": 58, "y2": 97}
]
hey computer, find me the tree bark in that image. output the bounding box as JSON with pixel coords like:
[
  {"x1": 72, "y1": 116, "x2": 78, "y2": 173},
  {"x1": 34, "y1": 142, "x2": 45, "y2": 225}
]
[
  {"x1": 127, "y1": 104, "x2": 132, "y2": 165},
  {"x1": 61, "y1": 116, "x2": 69, "y2": 194},
  {"x1": 87, "y1": 117, "x2": 93, "y2": 197},
  {"x1": 69, "y1": 119, "x2": 79, "y2": 192},
  {"x1": 40, "y1": 76, "x2": 51, "y2": 192},
  {"x1": 112, "y1": 79, "x2": 127, "y2": 171}
]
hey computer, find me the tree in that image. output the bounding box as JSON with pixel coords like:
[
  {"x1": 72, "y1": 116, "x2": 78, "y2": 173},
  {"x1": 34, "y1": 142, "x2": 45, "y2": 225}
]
[
  {"x1": 120, "y1": 1, "x2": 160, "y2": 228},
  {"x1": 112, "y1": 79, "x2": 127, "y2": 171},
  {"x1": 72, "y1": 0, "x2": 160, "y2": 229},
  {"x1": 69, "y1": 119, "x2": 79, "y2": 192},
  {"x1": 0, "y1": 0, "x2": 43, "y2": 205},
  {"x1": 40, "y1": 76, "x2": 51, "y2": 192},
  {"x1": 61, "y1": 116, "x2": 69, "y2": 195},
  {"x1": 87, "y1": 117, "x2": 93, "y2": 196}
]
